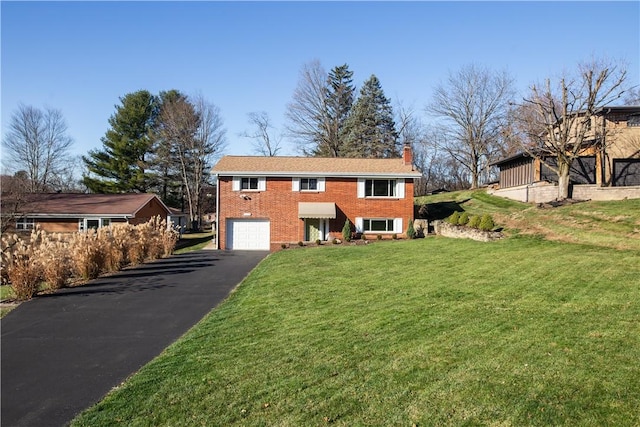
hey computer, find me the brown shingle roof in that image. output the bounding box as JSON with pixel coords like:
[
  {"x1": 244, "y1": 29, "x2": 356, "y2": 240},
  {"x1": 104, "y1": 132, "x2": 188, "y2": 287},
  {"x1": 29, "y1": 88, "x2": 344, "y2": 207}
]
[
  {"x1": 8, "y1": 193, "x2": 169, "y2": 217},
  {"x1": 212, "y1": 156, "x2": 421, "y2": 177}
]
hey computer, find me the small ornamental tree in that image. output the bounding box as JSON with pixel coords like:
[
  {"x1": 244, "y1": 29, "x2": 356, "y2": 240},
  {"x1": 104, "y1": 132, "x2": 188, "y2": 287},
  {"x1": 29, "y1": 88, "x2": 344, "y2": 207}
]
[
  {"x1": 479, "y1": 214, "x2": 495, "y2": 231},
  {"x1": 458, "y1": 212, "x2": 469, "y2": 226},
  {"x1": 342, "y1": 219, "x2": 351, "y2": 242},
  {"x1": 468, "y1": 215, "x2": 481, "y2": 229},
  {"x1": 448, "y1": 211, "x2": 460, "y2": 225},
  {"x1": 406, "y1": 218, "x2": 416, "y2": 239}
]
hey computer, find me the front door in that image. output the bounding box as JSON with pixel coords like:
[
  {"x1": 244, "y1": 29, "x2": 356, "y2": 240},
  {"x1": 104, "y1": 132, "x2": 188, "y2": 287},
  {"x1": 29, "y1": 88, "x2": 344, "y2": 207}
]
[{"x1": 305, "y1": 219, "x2": 321, "y2": 241}]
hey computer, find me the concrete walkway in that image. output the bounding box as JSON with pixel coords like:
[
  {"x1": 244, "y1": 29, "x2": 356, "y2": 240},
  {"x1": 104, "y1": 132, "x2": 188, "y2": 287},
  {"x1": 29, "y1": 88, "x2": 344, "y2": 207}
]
[{"x1": 1, "y1": 249, "x2": 268, "y2": 427}]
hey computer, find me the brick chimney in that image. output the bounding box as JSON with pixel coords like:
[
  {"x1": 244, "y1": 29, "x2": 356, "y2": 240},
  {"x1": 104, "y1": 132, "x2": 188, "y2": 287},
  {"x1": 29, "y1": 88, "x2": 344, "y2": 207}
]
[{"x1": 402, "y1": 143, "x2": 413, "y2": 166}]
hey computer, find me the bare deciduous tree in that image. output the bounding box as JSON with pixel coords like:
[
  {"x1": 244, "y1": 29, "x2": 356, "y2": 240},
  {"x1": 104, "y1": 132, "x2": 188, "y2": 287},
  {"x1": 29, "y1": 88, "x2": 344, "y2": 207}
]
[
  {"x1": 241, "y1": 111, "x2": 282, "y2": 156},
  {"x1": 623, "y1": 86, "x2": 640, "y2": 105},
  {"x1": 158, "y1": 94, "x2": 226, "y2": 230},
  {"x1": 427, "y1": 64, "x2": 514, "y2": 189},
  {"x1": 2, "y1": 104, "x2": 74, "y2": 193},
  {"x1": 285, "y1": 60, "x2": 329, "y2": 155},
  {"x1": 522, "y1": 58, "x2": 627, "y2": 199}
]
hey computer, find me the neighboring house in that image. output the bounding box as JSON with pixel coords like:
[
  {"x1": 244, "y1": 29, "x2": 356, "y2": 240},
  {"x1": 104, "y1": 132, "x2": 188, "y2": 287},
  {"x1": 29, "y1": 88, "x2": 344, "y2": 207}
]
[
  {"x1": 168, "y1": 207, "x2": 189, "y2": 236},
  {"x1": 1, "y1": 193, "x2": 172, "y2": 233},
  {"x1": 211, "y1": 145, "x2": 421, "y2": 251},
  {"x1": 492, "y1": 106, "x2": 640, "y2": 202}
]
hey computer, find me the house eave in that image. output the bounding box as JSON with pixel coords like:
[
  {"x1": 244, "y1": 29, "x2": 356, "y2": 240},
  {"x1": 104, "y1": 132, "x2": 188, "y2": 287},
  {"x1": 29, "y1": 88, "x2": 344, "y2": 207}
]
[
  {"x1": 13, "y1": 213, "x2": 133, "y2": 219},
  {"x1": 212, "y1": 171, "x2": 422, "y2": 179}
]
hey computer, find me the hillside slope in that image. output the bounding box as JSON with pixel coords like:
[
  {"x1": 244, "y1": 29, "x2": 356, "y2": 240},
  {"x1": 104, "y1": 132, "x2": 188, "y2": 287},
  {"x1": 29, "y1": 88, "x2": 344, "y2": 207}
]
[{"x1": 416, "y1": 190, "x2": 640, "y2": 251}]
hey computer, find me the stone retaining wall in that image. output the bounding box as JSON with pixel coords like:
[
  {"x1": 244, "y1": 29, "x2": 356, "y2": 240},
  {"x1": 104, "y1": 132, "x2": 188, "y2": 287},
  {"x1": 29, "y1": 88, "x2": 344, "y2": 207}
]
[{"x1": 433, "y1": 220, "x2": 503, "y2": 242}]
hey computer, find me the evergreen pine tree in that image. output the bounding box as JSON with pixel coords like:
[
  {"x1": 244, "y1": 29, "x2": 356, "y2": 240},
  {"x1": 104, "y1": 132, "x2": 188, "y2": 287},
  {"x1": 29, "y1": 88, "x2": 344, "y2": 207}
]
[
  {"x1": 314, "y1": 64, "x2": 355, "y2": 157},
  {"x1": 342, "y1": 75, "x2": 399, "y2": 158},
  {"x1": 83, "y1": 90, "x2": 158, "y2": 193}
]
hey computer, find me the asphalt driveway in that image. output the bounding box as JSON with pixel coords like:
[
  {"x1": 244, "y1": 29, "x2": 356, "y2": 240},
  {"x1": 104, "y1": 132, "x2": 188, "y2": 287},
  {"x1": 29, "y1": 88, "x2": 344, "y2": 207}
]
[{"x1": 1, "y1": 249, "x2": 269, "y2": 427}]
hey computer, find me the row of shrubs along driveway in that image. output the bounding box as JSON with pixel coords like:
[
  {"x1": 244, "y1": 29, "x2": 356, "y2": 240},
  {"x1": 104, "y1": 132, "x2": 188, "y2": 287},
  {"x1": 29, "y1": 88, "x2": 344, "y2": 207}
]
[{"x1": 1, "y1": 249, "x2": 268, "y2": 427}]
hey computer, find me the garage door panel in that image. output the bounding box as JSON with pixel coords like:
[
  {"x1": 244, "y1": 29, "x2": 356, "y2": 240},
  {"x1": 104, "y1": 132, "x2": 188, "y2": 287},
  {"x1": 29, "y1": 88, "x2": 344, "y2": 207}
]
[{"x1": 227, "y1": 220, "x2": 270, "y2": 250}]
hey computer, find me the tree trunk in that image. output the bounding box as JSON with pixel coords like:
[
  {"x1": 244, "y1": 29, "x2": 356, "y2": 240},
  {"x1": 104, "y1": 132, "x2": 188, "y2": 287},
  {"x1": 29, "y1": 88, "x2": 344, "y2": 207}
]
[{"x1": 557, "y1": 159, "x2": 571, "y2": 200}]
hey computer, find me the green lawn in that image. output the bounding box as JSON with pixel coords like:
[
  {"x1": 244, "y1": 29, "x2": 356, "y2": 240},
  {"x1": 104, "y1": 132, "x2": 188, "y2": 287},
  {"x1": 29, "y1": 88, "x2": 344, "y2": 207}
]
[
  {"x1": 417, "y1": 191, "x2": 640, "y2": 251},
  {"x1": 72, "y1": 236, "x2": 640, "y2": 426},
  {"x1": 174, "y1": 232, "x2": 214, "y2": 254}
]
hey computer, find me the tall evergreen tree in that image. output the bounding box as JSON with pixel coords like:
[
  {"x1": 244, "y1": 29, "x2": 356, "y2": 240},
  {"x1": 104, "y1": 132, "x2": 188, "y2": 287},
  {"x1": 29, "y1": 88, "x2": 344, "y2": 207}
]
[
  {"x1": 342, "y1": 75, "x2": 399, "y2": 158},
  {"x1": 83, "y1": 90, "x2": 158, "y2": 193},
  {"x1": 314, "y1": 64, "x2": 355, "y2": 157}
]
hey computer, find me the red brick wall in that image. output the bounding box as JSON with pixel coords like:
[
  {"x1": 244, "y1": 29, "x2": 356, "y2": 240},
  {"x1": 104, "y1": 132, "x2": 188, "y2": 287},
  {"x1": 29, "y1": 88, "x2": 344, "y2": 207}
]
[{"x1": 218, "y1": 176, "x2": 415, "y2": 250}]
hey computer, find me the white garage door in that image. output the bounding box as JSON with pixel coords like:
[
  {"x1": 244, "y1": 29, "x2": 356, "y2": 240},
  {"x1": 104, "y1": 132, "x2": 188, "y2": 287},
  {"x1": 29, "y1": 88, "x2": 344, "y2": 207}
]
[{"x1": 227, "y1": 219, "x2": 270, "y2": 250}]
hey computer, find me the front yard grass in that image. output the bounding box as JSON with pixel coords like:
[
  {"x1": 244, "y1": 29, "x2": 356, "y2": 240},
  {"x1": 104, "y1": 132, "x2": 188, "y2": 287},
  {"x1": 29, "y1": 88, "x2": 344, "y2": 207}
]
[
  {"x1": 72, "y1": 237, "x2": 640, "y2": 426},
  {"x1": 174, "y1": 232, "x2": 214, "y2": 254}
]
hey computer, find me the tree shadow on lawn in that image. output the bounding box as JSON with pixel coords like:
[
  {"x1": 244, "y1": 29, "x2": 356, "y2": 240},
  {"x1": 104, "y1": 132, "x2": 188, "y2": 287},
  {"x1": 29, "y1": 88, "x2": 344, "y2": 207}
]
[{"x1": 418, "y1": 199, "x2": 470, "y2": 220}]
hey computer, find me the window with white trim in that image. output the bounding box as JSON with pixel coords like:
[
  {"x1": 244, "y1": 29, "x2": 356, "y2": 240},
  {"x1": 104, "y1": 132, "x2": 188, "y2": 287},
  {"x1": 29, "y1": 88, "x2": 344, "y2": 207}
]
[
  {"x1": 355, "y1": 217, "x2": 403, "y2": 234},
  {"x1": 292, "y1": 177, "x2": 325, "y2": 192},
  {"x1": 364, "y1": 219, "x2": 395, "y2": 232},
  {"x1": 301, "y1": 178, "x2": 318, "y2": 190},
  {"x1": 232, "y1": 176, "x2": 266, "y2": 191},
  {"x1": 16, "y1": 217, "x2": 35, "y2": 230},
  {"x1": 365, "y1": 179, "x2": 396, "y2": 197},
  {"x1": 241, "y1": 177, "x2": 259, "y2": 190},
  {"x1": 78, "y1": 218, "x2": 112, "y2": 232}
]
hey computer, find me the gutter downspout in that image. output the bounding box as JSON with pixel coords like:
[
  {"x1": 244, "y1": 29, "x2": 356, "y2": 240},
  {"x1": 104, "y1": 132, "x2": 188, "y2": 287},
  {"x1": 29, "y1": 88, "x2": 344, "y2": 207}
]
[{"x1": 214, "y1": 173, "x2": 220, "y2": 250}]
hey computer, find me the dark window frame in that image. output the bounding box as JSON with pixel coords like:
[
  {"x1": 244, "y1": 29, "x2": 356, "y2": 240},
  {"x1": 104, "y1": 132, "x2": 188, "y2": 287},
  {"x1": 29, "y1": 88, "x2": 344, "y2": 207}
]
[{"x1": 364, "y1": 179, "x2": 396, "y2": 197}]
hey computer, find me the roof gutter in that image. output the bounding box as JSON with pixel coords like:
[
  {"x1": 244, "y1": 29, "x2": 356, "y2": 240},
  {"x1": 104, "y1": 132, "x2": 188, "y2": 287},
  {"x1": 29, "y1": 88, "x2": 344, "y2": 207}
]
[{"x1": 213, "y1": 171, "x2": 422, "y2": 178}]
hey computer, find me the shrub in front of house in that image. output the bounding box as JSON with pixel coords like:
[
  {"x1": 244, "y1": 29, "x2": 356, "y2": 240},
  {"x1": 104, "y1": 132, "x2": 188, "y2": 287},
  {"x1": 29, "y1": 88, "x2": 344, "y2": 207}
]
[
  {"x1": 458, "y1": 212, "x2": 470, "y2": 226},
  {"x1": 315, "y1": 239, "x2": 321, "y2": 245},
  {"x1": 377, "y1": 234, "x2": 382, "y2": 240},
  {"x1": 468, "y1": 215, "x2": 481, "y2": 229},
  {"x1": 479, "y1": 214, "x2": 495, "y2": 231},
  {"x1": 447, "y1": 211, "x2": 461, "y2": 225},
  {"x1": 342, "y1": 219, "x2": 351, "y2": 242},
  {"x1": 406, "y1": 219, "x2": 416, "y2": 239}
]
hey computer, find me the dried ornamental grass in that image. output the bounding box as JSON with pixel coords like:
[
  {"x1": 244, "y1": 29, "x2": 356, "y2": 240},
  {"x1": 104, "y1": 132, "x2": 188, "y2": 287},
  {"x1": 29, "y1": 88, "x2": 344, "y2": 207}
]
[
  {"x1": 38, "y1": 233, "x2": 72, "y2": 290},
  {"x1": 108, "y1": 223, "x2": 135, "y2": 268},
  {"x1": 0, "y1": 216, "x2": 179, "y2": 299},
  {"x1": 68, "y1": 230, "x2": 108, "y2": 280},
  {"x1": 4, "y1": 238, "x2": 43, "y2": 301}
]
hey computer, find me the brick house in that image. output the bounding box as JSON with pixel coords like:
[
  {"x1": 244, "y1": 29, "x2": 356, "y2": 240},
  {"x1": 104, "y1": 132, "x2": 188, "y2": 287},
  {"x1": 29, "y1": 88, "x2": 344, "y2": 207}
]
[
  {"x1": 1, "y1": 193, "x2": 171, "y2": 233},
  {"x1": 211, "y1": 146, "x2": 421, "y2": 250},
  {"x1": 491, "y1": 106, "x2": 640, "y2": 202}
]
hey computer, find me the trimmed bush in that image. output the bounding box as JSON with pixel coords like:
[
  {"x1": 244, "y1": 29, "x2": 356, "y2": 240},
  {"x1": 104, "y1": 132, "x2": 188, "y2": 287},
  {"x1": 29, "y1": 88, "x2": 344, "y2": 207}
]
[
  {"x1": 468, "y1": 215, "x2": 481, "y2": 229},
  {"x1": 298, "y1": 241, "x2": 304, "y2": 247},
  {"x1": 332, "y1": 238, "x2": 339, "y2": 245},
  {"x1": 448, "y1": 211, "x2": 460, "y2": 225},
  {"x1": 315, "y1": 239, "x2": 321, "y2": 245},
  {"x1": 377, "y1": 234, "x2": 382, "y2": 241},
  {"x1": 280, "y1": 243, "x2": 287, "y2": 249},
  {"x1": 342, "y1": 219, "x2": 351, "y2": 242},
  {"x1": 458, "y1": 212, "x2": 470, "y2": 226},
  {"x1": 479, "y1": 214, "x2": 495, "y2": 231},
  {"x1": 392, "y1": 233, "x2": 398, "y2": 240},
  {"x1": 406, "y1": 219, "x2": 416, "y2": 239}
]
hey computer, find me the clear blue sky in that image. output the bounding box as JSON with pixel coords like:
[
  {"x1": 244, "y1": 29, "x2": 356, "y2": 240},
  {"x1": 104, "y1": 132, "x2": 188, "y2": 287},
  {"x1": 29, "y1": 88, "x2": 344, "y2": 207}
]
[{"x1": 2, "y1": 1, "x2": 639, "y2": 165}]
